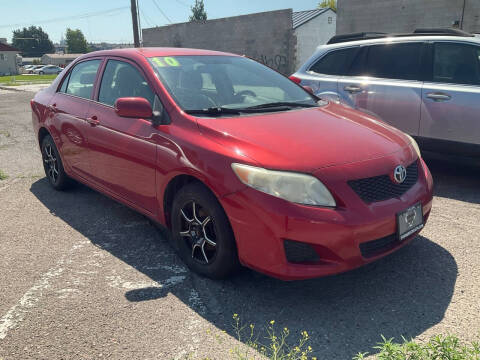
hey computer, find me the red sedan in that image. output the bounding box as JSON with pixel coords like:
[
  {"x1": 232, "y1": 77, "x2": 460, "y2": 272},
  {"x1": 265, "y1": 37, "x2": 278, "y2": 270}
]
[{"x1": 31, "y1": 48, "x2": 433, "y2": 280}]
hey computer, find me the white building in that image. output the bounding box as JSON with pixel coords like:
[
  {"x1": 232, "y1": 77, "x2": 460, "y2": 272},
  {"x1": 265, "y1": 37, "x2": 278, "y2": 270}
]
[
  {"x1": 0, "y1": 43, "x2": 20, "y2": 75},
  {"x1": 293, "y1": 8, "x2": 337, "y2": 70}
]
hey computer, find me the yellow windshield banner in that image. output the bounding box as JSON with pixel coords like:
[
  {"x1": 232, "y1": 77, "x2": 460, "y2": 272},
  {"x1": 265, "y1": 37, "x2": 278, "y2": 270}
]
[{"x1": 151, "y1": 57, "x2": 180, "y2": 67}]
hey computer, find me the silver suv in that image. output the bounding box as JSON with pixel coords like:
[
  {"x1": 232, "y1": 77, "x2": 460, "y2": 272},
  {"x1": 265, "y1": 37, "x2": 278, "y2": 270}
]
[{"x1": 291, "y1": 29, "x2": 480, "y2": 156}]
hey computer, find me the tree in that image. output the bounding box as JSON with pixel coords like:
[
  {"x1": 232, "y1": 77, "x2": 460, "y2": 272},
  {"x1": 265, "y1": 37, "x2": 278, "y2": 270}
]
[
  {"x1": 189, "y1": 0, "x2": 207, "y2": 22},
  {"x1": 66, "y1": 28, "x2": 89, "y2": 53},
  {"x1": 318, "y1": 0, "x2": 337, "y2": 11},
  {"x1": 12, "y1": 26, "x2": 54, "y2": 57}
]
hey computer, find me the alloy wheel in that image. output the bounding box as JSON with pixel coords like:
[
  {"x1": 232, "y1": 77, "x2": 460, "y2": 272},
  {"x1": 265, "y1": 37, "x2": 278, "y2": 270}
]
[
  {"x1": 43, "y1": 143, "x2": 59, "y2": 184},
  {"x1": 178, "y1": 201, "x2": 217, "y2": 264}
]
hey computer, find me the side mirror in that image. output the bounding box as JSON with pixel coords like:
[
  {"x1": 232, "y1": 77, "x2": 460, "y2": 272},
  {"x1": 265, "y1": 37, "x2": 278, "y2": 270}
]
[
  {"x1": 302, "y1": 85, "x2": 314, "y2": 94},
  {"x1": 115, "y1": 97, "x2": 153, "y2": 118}
]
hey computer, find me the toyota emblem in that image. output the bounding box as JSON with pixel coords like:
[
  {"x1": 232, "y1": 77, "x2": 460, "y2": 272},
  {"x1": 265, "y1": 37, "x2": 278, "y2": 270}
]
[{"x1": 393, "y1": 165, "x2": 407, "y2": 184}]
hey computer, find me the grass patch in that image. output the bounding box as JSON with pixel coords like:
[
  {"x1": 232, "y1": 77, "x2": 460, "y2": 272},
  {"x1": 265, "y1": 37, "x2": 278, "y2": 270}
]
[
  {"x1": 354, "y1": 334, "x2": 480, "y2": 359},
  {"x1": 212, "y1": 315, "x2": 479, "y2": 360},
  {"x1": 0, "y1": 169, "x2": 8, "y2": 180},
  {"x1": 226, "y1": 315, "x2": 315, "y2": 360},
  {"x1": 0, "y1": 74, "x2": 57, "y2": 85}
]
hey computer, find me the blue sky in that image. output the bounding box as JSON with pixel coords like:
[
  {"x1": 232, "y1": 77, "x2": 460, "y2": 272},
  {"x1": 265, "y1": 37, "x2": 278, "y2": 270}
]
[{"x1": 0, "y1": 0, "x2": 320, "y2": 44}]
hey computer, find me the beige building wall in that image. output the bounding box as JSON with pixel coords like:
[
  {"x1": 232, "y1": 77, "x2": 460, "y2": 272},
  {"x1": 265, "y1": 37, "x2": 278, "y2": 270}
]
[
  {"x1": 41, "y1": 54, "x2": 81, "y2": 66},
  {"x1": 143, "y1": 9, "x2": 296, "y2": 75},
  {"x1": 337, "y1": 0, "x2": 480, "y2": 34}
]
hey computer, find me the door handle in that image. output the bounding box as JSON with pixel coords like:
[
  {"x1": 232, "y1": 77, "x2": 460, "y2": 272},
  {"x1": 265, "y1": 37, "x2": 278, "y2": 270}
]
[
  {"x1": 426, "y1": 92, "x2": 451, "y2": 101},
  {"x1": 48, "y1": 103, "x2": 57, "y2": 112},
  {"x1": 344, "y1": 85, "x2": 363, "y2": 94},
  {"x1": 86, "y1": 115, "x2": 100, "y2": 126}
]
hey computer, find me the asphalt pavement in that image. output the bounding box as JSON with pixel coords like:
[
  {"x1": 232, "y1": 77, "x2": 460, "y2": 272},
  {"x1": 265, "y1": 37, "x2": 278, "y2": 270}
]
[{"x1": 0, "y1": 88, "x2": 479, "y2": 359}]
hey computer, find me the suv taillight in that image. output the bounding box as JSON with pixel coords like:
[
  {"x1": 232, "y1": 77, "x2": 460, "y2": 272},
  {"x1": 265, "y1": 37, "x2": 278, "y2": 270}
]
[{"x1": 289, "y1": 75, "x2": 302, "y2": 84}]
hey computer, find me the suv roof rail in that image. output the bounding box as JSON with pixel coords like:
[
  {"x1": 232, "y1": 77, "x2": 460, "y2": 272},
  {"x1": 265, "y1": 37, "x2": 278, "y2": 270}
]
[
  {"x1": 413, "y1": 28, "x2": 473, "y2": 36},
  {"x1": 327, "y1": 32, "x2": 386, "y2": 44},
  {"x1": 327, "y1": 28, "x2": 474, "y2": 45}
]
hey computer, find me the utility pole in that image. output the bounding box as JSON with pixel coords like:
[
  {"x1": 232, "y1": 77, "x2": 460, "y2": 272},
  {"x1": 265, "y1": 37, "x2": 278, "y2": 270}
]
[
  {"x1": 460, "y1": 0, "x2": 466, "y2": 30},
  {"x1": 131, "y1": 0, "x2": 140, "y2": 47}
]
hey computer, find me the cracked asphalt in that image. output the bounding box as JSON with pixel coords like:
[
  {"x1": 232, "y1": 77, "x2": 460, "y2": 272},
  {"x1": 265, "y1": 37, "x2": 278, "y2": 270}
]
[{"x1": 0, "y1": 88, "x2": 479, "y2": 359}]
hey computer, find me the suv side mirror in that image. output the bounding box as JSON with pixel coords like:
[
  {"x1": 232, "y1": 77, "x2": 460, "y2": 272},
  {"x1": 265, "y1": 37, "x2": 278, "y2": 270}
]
[{"x1": 115, "y1": 97, "x2": 153, "y2": 118}]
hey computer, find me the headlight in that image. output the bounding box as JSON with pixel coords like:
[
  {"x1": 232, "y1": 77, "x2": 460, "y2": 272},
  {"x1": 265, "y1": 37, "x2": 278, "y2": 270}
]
[
  {"x1": 405, "y1": 134, "x2": 421, "y2": 158},
  {"x1": 231, "y1": 163, "x2": 336, "y2": 207}
]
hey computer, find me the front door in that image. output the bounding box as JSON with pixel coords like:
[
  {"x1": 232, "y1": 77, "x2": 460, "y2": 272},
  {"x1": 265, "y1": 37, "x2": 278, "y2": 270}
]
[
  {"x1": 420, "y1": 41, "x2": 480, "y2": 146},
  {"x1": 49, "y1": 59, "x2": 102, "y2": 179},
  {"x1": 86, "y1": 58, "x2": 158, "y2": 214}
]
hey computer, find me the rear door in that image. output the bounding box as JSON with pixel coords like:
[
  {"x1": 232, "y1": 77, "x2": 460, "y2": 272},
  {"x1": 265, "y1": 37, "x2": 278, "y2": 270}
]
[
  {"x1": 302, "y1": 46, "x2": 360, "y2": 99},
  {"x1": 337, "y1": 42, "x2": 425, "y2": 135},
  {"x1": 85, "y1": 58, "x2": 158, "y2": 214},
  {"x1": 420, "y1": 41, "x2": 480, "y2": 148},
  {"x1": 48, "y1": 58, "x2": 102, "y2": 179}
]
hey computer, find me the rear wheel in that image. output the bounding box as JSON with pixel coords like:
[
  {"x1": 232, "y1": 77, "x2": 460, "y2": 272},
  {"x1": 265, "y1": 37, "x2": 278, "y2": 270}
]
[
  {"x1": 41, "y1": 135, "x2": 72, "y2": 190},
  {"x1": 171, "y1": 183, "x2": 239, "y2": 279}
]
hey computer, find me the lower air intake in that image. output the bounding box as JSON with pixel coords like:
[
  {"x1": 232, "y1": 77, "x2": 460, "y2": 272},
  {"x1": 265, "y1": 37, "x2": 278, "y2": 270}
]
[{"x1": 284, "y1": 240, "x2": 320, "y2": 263}]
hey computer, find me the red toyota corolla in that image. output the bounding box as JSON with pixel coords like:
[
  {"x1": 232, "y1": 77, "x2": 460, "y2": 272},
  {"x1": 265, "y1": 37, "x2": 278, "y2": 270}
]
[{"x1": 31, "y1": 48, "x2": 433, "y2": 280}]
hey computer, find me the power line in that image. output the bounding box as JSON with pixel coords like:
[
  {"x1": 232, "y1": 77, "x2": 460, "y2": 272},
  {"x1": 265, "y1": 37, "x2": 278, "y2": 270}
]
[
  {"x1": 172, "y1": 0, "x2": 190, "y2": 8},
  {"x1": 0, "y1": 6, "x2": 129, "y2": 29},
  {"x1": 140, "y1": 7, "x2": 156, "y2": 28},
  {"x1": 151, "y1": 0, "x2": 172, "y2": 24}
]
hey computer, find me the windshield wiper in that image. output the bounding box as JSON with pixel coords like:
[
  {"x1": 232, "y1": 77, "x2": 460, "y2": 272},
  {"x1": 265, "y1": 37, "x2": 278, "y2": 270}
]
[
  {"x1": 185, "y1": 102, "x2": 318, "y2": 116},
  {"x1": 243, "y1": 101, "x2": 317, "y2": 110},
  {"x1": 185, "y1": 107, "x2": 242, "y2": 116}
]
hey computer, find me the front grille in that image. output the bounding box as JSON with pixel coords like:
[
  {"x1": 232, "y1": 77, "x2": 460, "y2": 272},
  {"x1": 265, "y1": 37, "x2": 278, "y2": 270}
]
[
  {"x1": 359, "y1": 234, "x2": 398, "y2": 259},
  {"x1": 284, "y1": 240, "x2": 320, "y2": 263},
  {"x1": 348, "y1": 160, "x2": 419, "y2": 203}
]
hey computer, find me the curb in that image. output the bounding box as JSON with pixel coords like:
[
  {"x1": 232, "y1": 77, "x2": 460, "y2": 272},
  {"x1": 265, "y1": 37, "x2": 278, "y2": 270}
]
[{"x1": 0, "y1": 86, "x2": 25, "y2": 92}]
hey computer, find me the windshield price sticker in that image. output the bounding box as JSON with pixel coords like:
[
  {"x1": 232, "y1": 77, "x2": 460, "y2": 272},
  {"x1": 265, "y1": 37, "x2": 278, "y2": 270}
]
[{"x1": 152, "y1": 57, "x2": 180, "y2": 67}]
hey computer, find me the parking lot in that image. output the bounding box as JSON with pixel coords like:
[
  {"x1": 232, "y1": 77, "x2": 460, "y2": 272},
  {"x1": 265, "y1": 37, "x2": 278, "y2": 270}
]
[{"x1": 0, "y1": 88, "x2": 479, "y2": 359}]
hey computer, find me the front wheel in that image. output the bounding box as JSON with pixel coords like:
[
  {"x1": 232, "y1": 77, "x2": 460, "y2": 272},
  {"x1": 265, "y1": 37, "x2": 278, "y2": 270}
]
[
  {"x1": 39, "y1": 71, "x2": 44, "y2": 75},
  {"x1": 41, "y1": 135, "x2": 72, "y2": 190},
  {"x1": 171, "y1": 183, "x2": 239, "y2": 279}
]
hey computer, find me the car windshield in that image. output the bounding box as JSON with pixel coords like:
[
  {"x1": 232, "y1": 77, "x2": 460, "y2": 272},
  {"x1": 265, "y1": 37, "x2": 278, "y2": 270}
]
[{"x1": 148, "y1": 55, "x2": 317, "y2": 114}]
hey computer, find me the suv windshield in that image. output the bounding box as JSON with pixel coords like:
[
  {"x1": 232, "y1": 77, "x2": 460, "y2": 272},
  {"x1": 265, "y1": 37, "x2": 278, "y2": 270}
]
[{"x1": 148, "y1": 55, "x2": 317, "y2": 114}]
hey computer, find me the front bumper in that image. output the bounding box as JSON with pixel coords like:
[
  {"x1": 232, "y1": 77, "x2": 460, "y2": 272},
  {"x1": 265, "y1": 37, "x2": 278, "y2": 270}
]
[{"x1": 220, "y1": 158, "x2": 434, "y2": 280}]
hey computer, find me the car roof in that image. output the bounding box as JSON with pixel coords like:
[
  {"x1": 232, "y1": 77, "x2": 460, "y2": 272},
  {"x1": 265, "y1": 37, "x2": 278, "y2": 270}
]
[
  {"x1": 319, "y1": 35, "x2": 480, "y2": 50},
  {"x1": 79, "y1": 47, "x2": 241, "y2": 60}
]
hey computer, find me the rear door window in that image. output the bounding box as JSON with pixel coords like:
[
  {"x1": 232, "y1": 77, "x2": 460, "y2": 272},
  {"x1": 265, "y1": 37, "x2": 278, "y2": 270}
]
[
  {"x1": 363, "y1": 42, "x2": 422, "y2": 81},
  {"x1": 309, "y1": 47, "x2": 360, "y2": 76},
  {"x1": 64, "y1": 60, "x2": 101, "y2": 99},
  {"x1": 432, "y1": 42, "x2": 480, "y2": 85}
]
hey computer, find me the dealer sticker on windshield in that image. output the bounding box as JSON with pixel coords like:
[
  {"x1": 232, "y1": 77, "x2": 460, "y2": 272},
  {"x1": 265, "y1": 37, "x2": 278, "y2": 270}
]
[
  {"x1": 151, "y1": 57, "x2": 180, "y2": 67},
  {"x1": 397, "y1": 203, "x2": 424, "y2": 241}
]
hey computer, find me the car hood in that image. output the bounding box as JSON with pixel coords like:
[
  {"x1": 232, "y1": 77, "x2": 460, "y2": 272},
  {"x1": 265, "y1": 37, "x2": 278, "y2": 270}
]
[{"x1": 196, "y1": 102, "x2": 414, "y2": 172}]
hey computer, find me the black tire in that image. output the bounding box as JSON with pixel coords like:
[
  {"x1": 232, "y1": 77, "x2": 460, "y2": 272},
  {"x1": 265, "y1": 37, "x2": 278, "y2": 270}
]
[
  {"x1": 171, "y1": 182, "x2": 239, "y2": 279},
  {"x1": 39, "y1": 71, "x2": 44, "y2": 75},
  {"x1": 41, "y1": 135, "x2": 72, "y2": 190}
]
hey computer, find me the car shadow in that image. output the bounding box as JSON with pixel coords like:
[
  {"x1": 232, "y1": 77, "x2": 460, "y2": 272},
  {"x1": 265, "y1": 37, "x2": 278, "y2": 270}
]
[
  {"x1": 30, "y1": 177, "x2": 457, "y2": 359},
  {"x1": 423, "y1": 151, "x2": 480, "y2": 204}
]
